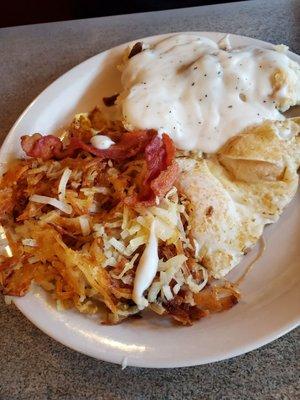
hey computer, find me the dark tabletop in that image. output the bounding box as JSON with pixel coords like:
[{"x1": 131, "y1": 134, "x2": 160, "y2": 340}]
[{"x1": 0, "y1": 0, "x2": 299, "y2": 399}]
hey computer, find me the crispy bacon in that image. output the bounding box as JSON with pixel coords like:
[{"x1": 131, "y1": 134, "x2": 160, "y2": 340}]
[
  {"x1": 145, "y1": 133, "x2": 176, "y2": 180},
  {"x1": 21, "y1": 130, "x2": 156, "y2": 162},
  {"x1": 144, "y1": 135, "x2": 166, "y2": 183},
  {"x1": 138, "y1": 133, "x2": 178, "y2": 204},
  {"x1": 21, "y1": 134, "x2": 63, "y2": 161},
  {"x1": 162, "y1": 134, "x2": 176, "y2": 166},
  {"x1": 150, "y1": 162, "x2": 179, "y2": 198},
  {"x1": 66, "y1": 129, "x2": 156, "y2": 160}
]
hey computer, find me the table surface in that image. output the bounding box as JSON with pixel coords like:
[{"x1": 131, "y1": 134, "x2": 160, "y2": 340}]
[{"x1": 0, "y1": 0, "x2": 299, "y2": 398}]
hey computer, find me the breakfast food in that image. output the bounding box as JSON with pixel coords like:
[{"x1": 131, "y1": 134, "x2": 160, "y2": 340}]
[
  {"x1": 0, "y1": 34, "x2": 299, "y2": 325},
  {"x1": 177, "y1": 119, "x2": 300, "y2": 278},
  {"x1": 115, "y1": 34, "x2": 300, "y2": 152}
]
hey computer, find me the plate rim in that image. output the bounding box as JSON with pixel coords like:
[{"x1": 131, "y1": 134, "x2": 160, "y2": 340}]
[
  {"x1": 2, "y1": 31, "x2": 300, "y2": 368},
  {"x1": 13, "y1": 292, "x2": 300, "y2": 368}
]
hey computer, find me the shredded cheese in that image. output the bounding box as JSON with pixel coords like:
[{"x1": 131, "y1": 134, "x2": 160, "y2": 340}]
[
  {"x1": 111, "y1": 254, "x2": 139, "y2": 280},
  {"x1": 162, "y1": 285, "x2": 173, "y2": 301},
  {"x1": 147, "y1": 281, "x2": 161, "y2": 303},
  {"x1": 79, "y1": 216, "x2": 90, "y2": 236},
  {"x1": 108, "y1": 237, "x2": 127, "y2": 254},
  {"x1": 186, "y1": 266, "x2": 208, "y2": 293},
  {"x1": 22, "y1": 238, "x2": 37, "y2": 247},
  {"x1": 58, "y1": 167, "x2": 72, "y2": 201},
  {"x1": 173, "y1": 283, "x2": 181, "y2": 295},
  {"x1": 30, "y1": 194, "x2": 72, "y2": 214}
]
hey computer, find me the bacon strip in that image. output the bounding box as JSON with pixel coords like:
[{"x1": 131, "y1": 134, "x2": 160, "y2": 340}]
[
  {"x1": 21, "y1": 130, "x2": 157, "y2": 162},
  {"x1": 21, "y1": 134, "x2": 63, "y2": 161},
  {"x1": 65, "y1": 129, "x2": 157, "y2": 160},
  {"x1": 162, "y1": 134, "x2": 176, "y2": 166},
  {"x1": 138, "y1": 133, "x2": 179, "y2": 205},
  {"x1": 144, "y1": 135, "x2": 166, "y2": 183},
  {"x1": 150, "y1": 162, "x2": 179, "y2": 198}
]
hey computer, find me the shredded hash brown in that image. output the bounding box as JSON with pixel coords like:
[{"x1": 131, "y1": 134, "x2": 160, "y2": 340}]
[{"x1": 0, "y1": 108, "x2": 239, "y2": 325}]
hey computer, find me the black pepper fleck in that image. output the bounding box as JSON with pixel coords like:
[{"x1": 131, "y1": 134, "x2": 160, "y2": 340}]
[
  {"x1": 228, "y1": 105, "x2": 233, "y2": 108},
  {"x1": 191, "y1": 82, "x2": 195, "y2": 86},
  {"x1": 204, "y1": 74, "x2": 207, "y2": 77},
  {"x1": 193, "y1": 66, "x2": 198, "y2": 70},
  {"x1": 205, "y1": 94, "x2": 208, "y2": 98}
]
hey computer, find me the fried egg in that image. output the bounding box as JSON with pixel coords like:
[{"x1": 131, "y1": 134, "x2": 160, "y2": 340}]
[{"x1": 177, "y1": 119, "x2": 300, "y2": 278}]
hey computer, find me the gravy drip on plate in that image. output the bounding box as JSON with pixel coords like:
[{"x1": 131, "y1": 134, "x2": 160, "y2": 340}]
[{"x1": 120, "y1": 34, "x2": 296, "y2": 153}]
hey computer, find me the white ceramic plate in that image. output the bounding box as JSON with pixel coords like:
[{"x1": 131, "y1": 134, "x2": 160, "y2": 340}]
[{"x1": 1, "y1": 32, "x2": 299, "y2": 368}]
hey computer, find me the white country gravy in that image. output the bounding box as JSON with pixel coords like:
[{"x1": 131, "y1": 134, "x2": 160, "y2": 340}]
[{"x1": 119, "y1": 34, "x2": 299, "y2": 153}]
